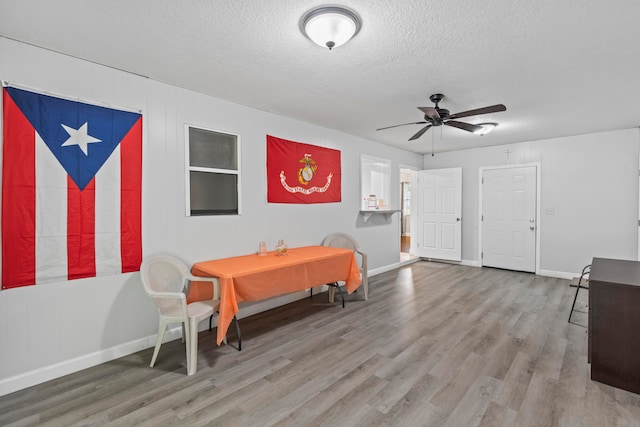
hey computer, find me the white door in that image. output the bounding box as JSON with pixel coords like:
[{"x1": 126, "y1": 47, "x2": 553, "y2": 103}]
[
  {"x1": 417, "y1": 168, "x2": 462, "y2": 261},
  {"x1": 482, "y1": 166, "x2": 536, "y2": 272}
]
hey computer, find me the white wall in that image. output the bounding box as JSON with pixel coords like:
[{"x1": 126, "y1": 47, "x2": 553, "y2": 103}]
[
  {"x1": 0, "y1": 38, "x2": 423, "y2": 395},
  {"x1": 423, "y1": 128, "x2": 640, "y2": 276}
]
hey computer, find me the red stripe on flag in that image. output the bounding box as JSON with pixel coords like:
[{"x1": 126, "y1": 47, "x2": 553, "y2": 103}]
[
  {"x1": 2, "y1": 89, "x2": 37, "y2": 288},
  {"x1": 67, "y1": 176, "x2": 96, "y2": 280},
  {"x1": 120, "y1": 117, "x2": 142, "y2": 273}
]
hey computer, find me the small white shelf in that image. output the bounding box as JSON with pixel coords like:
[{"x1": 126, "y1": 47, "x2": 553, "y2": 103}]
[{"x1": 360, "y1": 209, "x2": 400, "y2": 222}]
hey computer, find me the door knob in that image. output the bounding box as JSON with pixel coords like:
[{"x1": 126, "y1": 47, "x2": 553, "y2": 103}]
[
  {"x1": 456, "y1": 218, "x2": 461, "y2": 222},
  {"x1": 529, "y1": 225, "x2": 535, "y2": 231}
]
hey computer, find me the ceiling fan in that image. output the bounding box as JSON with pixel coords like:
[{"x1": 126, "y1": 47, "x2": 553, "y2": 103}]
[{"x1": 376, "y1": 93, "x2": 506, "y2": 141}]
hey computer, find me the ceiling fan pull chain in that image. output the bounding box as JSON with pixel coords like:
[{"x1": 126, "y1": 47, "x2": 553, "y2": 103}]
[{"x1": 432, "y1": 127, "x2": 435, "y2": 156}]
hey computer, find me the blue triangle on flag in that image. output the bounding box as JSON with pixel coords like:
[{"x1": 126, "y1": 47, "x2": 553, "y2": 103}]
[{"x1": 6, "y1": 87, "x2": 140, "y2": 191}]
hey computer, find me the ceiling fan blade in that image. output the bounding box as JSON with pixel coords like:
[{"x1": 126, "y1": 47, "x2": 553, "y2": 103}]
[
  {"x1": 418, "y1": 107, "x2": 440, "y2": 120},
  {"x1": 448, "y1": 104, "x2": 506, "y2": 120},
  {"x1": 408, "y1": 125, "x2": 433, "y2": 141},
  {"x1": 444, "y1": 120, "x2": 483, "y2": 133},
  {"x1": 376, "y1": 121, "x2": 427, "y2": 131}
]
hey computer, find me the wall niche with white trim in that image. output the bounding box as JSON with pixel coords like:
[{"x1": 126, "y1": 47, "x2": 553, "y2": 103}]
[{"x1": 360, "y1": 155, "x2": 398, "y2": 222}]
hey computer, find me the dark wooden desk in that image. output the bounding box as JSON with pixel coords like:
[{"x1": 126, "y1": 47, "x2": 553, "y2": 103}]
[{"x1": 589, "y1": 257, "x2": 640, "y2": 394}]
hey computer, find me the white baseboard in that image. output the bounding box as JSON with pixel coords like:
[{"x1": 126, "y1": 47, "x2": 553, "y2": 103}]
[
  {"x1": 537, "y1": 269, "x2": 576, "y2": 280},
  {"x1": 368, "y1": 263, "x2": 402, "y2": 277},
  {"x1": 414, "y1": 258, "x2": 575, "y2": 279},
  {"x1": 369, "y1": 258, "x2": 480, "y2": 275},
  {"x1": 396, "y1": 258, "x2": 574, "y2": 278},
  {"x1": 368, "y1": 258, "x2": 421, "y2": 277},
  {"x1": 460, "y1": 259, "x2": 481, "y2": 267},
  {"x1": 0, "y1": 328, "x2": 182, "y2": 397},
  {"x1": 412, "y1": 258, "x2": 481, "y2": 268}
]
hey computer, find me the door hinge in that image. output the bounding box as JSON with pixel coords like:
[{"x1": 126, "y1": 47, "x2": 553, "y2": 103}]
[
  {"x1": 481, "y1": 252, "x2": 484, "y2": 259},
  {"x1": 481, "y1": 214, "x2": 483, "y2": 221},
  {"x1": 482, "y1": 177, "x2": 484, "y2": 184}
]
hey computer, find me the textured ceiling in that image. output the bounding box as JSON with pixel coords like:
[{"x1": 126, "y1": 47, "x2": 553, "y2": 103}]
[{"x1": 1, "y1": 0, "x2": 639, "y2": 154}]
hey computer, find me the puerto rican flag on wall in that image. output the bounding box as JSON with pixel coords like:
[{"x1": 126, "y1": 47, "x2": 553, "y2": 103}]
[{"x1": 2, "y1": 86, "x2": 142, "y2": 289}]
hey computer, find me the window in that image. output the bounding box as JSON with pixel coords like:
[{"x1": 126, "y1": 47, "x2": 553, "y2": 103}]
[{"x1": 185, "y1": 125, "x2": 240, "y2": 216}]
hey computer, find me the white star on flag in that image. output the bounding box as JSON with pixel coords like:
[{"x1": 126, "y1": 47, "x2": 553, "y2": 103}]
[{"x1": 61, "y1": 122, "x2": 102, "y2": 155}]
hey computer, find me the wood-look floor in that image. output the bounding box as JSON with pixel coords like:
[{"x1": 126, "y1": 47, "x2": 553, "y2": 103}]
[{"x1": 2, "y1": 262, "x2": 640, "y2": 426}]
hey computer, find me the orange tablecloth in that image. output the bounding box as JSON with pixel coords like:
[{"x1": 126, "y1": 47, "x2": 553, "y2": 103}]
[{"x1": 189, "y1": 245, "x2": 362, "y2": 345}]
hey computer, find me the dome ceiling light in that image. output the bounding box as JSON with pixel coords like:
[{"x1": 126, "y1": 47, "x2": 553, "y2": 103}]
[{"x1": 300, "y1": 6, "x2": 362, "y2": 50}]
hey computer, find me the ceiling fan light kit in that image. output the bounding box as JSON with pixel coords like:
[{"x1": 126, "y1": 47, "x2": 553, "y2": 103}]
[
  {"x1": 300, "y1": 6, "x2": 361, "y2": 50},
  {"x1": 474, "y1": 122, "x2": 498, "y2": 136},
  {"x1": 376, "y1": 93, "x2": 506, "y2": 141}
]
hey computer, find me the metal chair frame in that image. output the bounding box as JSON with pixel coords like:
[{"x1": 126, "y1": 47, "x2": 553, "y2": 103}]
[{"x1": 568, "y1": 264, "x2": 591, "y2": 324}]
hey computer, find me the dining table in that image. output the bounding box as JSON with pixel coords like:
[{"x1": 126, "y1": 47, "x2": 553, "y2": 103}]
[{"x1": 188, "y1": 245, "x2": 362, "y2": 346}]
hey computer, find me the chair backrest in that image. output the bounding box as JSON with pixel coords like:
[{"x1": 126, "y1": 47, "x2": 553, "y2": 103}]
[
  {"x1": 322, "y1": 232, "x2": 359, "y2": 252},
  {"x1": 140, "y1": 255, "x2": 190, "y2": 315}
]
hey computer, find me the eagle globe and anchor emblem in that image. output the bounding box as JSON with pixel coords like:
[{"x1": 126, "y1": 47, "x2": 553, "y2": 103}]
[
  {"x1": 279, "y1": 153, "x2": 333, "y2": 194},
  {"x1": 297, "y1": 153, "x2": 316, "y2": 185}
]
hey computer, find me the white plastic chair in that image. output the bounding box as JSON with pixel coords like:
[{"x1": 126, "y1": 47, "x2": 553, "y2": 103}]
[
  {"x1": 322, "y1": 232, "x2": 368, "y2": 301},
  {"x1": 140, "y1": 254, "x2": 221, "y2": 375}
]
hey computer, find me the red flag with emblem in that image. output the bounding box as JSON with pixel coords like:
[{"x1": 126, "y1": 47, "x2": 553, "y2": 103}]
[{"x1": 266, "y1": 135, "x2": 341, "y2": 204}]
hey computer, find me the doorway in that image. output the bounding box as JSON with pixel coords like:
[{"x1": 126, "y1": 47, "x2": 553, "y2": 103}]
[
  {"x1": 401, "y1": 178, "x2": 411, "y2": 253},
  {"x1": 400, "y1": 168, "x2": 416, "y2": 262},
  {"x1": 480, "y1": 164, "x2": 540, "y2": 273}
]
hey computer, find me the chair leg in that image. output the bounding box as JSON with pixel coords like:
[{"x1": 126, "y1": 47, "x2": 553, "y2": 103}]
[
  {"x1": 363, "y1": 276, "x2": 368, "y2": 301},
  {"x1": 327, "y1": 282, "x2": 345, "y2": 308},
  {"x1": 186, "y1": 317, "x2": 198, "y2": 375},
  {"x1": 334, "y1": 283, "x2": 345, "y2": 308},
  {"x1": 568, "y1": 265, "x2": 590, "y2": 323},
  {"x1": 150, "y1": 318, "x2": 169, "y2": 368},
  {"x1": 568, "y1": 285, "x2": 581, "y2": 322},
  {"x1": 328, "y1": 285, "x2": 335, "y2": 303}
]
